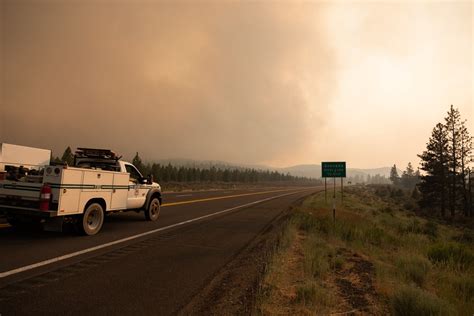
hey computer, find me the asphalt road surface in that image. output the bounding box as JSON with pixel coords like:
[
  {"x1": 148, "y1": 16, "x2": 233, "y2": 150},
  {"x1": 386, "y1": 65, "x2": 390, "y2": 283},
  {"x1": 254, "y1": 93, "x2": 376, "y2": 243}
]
[{"x1": 0, "y1": 186, "x2": 319, "y2": 315}]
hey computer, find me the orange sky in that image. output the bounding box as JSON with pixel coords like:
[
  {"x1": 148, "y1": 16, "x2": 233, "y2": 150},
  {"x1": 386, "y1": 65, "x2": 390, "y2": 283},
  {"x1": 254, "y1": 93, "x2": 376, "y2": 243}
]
[
  {"x1": 1, "y1": 1, "x2": 472, "y2": 169},
  {"x1": 311, "y1": 1, "x2": 473, "y2": 169}
]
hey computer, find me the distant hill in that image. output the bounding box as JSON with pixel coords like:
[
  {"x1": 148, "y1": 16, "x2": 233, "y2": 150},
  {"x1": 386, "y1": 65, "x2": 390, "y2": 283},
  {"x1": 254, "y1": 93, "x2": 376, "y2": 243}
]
[
  {"x1": 279, "y1": 164, "x2": 393, "y2": 179},
  {"x1": 348, "y1": 167, "x2": 396, "y2": 178}
]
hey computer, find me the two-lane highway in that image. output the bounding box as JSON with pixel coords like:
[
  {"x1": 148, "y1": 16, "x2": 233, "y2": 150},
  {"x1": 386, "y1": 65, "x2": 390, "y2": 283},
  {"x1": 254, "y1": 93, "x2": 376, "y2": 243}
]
[{"x1": 0, "y1": 186, "x2": 320, "y2": 315}]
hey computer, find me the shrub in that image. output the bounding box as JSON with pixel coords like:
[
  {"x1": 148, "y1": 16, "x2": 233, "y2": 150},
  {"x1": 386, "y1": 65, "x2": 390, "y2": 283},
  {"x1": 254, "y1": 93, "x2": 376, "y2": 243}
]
[
  {"x1": 337, "y1": 222, "x2": 358, "y2": 242},
  {"x1": 396, "y1": 255, "x2": 431, "y2": 286},
  {"x1": 395, "y1": 188, "x2": 405, "y2": 197},
  {"x1": 316, "y1": 217, "x2": 332, "y2": 235},
  {"x1": 293, "y1": 211, "x2": 318, "y2": 232},
  {"x1": 403, "y1": 200, "x2": 416, "y2": 211},
  {"x1": 391, "y1": 286, "x2": 451, "y2": 316},
  {"x1": 330, "y1": 255, "x2": 344, "y2": 270},
  {"x1": 375, "y1": 186, "x2": 390, "y2": 198},
  {"x1": 408, "y1": 219, "x2": 422, "y2": 233},
  {"x1": 427, "y1": 242, "x2": 474, "y2": 270},
  {"x1": 389, "y1": 189, "x2": 396, "y2": 198},
  {"x1": 422, "y1": 221, "x2": 438, "y2": 239},
  {"x1": 396, "y1": 223, "x2": 406, "y2": 235},
  {"x1": 295, "y1": 283, "x2": 331, "y2": 307},
  {"x1": 303, "y1": 237, "x2": 330, "y2": 278},
  {"x1": 293, "y1": 211, "x2": 333, "y2": 235},
  {"x1": 451, "y1": 276, "x2": 474, "y2": 302},
  {"x1": 452, "y1": 230, "x2": 474, "y2": 244},
  {"x1": 381, "y1": 205, "x2": 393, "y2": 214},
  {"x1": 307, "y1": 253, "x2": 329, "y2": 278},
  {"x1": 363, "y1": 225, "x2": 386, "y2": 246},
  {"x1": 295, "y1": 284, "x2": 317, "y2": 304},
  {"x1": 277, "y1": 220, "x2": 295, "y2": 251},
  {"x1": 398, "y1": 219, "x2": 423, "y2": 235}
]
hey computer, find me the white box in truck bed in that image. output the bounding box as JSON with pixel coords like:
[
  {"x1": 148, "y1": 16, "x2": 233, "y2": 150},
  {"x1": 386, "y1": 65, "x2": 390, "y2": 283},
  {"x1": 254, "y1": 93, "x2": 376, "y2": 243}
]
[
  {"x1": 0, "y1": 143, "x2": 51, "y2": 172},
  {"x1": 0, "y1": 166, "x2": 140, "y2": 215},
  {"x1": 49, "y1": 166, "x2": 130, "y2": 215}
]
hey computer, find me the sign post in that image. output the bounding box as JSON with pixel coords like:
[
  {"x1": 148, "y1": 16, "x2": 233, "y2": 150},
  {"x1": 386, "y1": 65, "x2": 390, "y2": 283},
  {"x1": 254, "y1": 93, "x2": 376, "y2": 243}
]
[
  {"x1": 321, "y1": 162, "x2": 347, "y2": 226},
  {"x1": 341, "y1": 178, "x2": 344, "y2": 202},
  {"x1": 325, "y1": 178, "x2": 327, "y2": 203}
]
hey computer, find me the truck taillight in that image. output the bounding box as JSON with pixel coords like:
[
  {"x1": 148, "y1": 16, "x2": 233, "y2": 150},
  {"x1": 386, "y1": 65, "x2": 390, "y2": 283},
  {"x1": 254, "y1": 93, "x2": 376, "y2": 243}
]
[{"x1": 39, "y1": 183, "x2": 52, "y2": 211}]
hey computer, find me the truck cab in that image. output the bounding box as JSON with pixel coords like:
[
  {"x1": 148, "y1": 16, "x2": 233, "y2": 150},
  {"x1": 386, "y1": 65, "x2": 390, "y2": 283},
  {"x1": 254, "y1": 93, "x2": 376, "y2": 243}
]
[{"x1": 121, "y1": 161, "x2": 159, "y2": 210}]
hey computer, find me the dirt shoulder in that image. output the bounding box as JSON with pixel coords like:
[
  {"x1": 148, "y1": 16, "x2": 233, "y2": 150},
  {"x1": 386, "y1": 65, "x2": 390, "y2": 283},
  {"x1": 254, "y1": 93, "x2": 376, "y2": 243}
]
[{"x1": 257, "y1": 228, "x2": 385, "y2": 315}]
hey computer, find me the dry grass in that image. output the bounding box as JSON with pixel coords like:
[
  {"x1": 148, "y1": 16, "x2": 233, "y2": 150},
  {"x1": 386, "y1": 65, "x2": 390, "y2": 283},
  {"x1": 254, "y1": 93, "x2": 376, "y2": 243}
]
[{"x1": 255, "y1": 185, "x2": 474, "y2": 315}]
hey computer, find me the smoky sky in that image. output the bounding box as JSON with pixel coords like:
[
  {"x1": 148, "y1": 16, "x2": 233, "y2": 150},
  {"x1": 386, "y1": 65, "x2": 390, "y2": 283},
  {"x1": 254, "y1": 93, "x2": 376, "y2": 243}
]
[{"x1": 1, "y1": 1, "x2": 333, "y2": 165}]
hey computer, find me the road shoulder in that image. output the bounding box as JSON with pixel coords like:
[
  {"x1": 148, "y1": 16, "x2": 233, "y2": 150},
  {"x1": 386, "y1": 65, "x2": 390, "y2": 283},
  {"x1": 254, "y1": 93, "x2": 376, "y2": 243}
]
[{"x1": 179, "y1": 193, "x2": 312, "y2": 315}]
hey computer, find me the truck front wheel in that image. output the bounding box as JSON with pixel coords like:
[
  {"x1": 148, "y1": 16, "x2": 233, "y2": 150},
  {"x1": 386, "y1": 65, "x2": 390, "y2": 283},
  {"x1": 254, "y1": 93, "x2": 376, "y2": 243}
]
[
  {"x1": 78, "y1": 203, "x2": 104, "y2": 236},
  {"x1": 144, "y1": 197, "x2": 160, "y2": 221}
]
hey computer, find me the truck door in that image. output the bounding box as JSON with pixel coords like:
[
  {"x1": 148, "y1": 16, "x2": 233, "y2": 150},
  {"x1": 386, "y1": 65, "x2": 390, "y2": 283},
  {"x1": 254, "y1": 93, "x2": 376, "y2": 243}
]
[{"x1": 125, "y1": 164, "x2": 147, "y2": 209}]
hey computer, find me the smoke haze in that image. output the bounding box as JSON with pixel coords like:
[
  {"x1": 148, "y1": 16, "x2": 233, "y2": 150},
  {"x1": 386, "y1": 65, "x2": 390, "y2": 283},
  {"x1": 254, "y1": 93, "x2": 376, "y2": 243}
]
[
  {"x1": 1, "y1": 1, "x2": 333, "y2": 165},
  {"x1": 1, "y1": 1, "x2": 472, "y2": 168}
]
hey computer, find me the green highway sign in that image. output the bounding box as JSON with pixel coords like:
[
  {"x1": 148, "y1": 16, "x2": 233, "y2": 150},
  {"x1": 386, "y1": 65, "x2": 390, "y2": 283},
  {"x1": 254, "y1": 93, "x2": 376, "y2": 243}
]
[{"x1": 322, "y1": 162, "x2": 346, "y2": 178}]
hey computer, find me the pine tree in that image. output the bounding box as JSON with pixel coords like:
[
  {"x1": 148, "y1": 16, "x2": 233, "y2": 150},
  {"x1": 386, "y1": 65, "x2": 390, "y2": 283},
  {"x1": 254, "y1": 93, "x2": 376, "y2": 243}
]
[
  {"x1": 389, "y1": 164, "x2": 400, "y2": 186},
  {"x1": 418, "y1": 123, "x2": 449, "y2": 216},
  {"x1": 61, "y1": 146, "x2": 74, "y2": 165},
  {"x1": 445, "y1": 105, "x2": 463, "y2": 217},
  {"x1": 132, "y1": 152, "x2": 146, "y2": 175}
]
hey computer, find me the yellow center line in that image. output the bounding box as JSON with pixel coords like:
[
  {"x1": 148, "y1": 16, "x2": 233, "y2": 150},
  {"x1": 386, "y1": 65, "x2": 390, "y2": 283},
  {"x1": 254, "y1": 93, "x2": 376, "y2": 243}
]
[{"x1": 161, "y1": 188, "x2": 302, "y2": 207}]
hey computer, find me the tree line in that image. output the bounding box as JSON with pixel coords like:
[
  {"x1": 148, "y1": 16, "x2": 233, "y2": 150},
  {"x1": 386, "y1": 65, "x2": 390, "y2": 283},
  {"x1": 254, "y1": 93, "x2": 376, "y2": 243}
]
[
  {"x1": 390, "y1": 105, "x2": 472, "y2": 218},
  {"x1": 131, "y1": 153, "x2": 315, "y2": 183}
]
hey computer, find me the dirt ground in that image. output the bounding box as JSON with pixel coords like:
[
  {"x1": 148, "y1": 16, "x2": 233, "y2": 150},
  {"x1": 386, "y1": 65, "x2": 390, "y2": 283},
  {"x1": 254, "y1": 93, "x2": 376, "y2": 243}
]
[
  {"x1": 257, "y1": 231, "x2": 386, "y2": 315},
  {"x1": 331, "y1": 248, "x2": 385, "y2": 315}
]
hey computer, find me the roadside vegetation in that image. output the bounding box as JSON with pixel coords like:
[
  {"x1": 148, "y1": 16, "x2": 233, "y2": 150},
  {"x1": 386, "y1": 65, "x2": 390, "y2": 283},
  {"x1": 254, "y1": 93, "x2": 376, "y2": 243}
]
[{"x1": 255, "y1": 185, "x2": 474, "y2": 315}]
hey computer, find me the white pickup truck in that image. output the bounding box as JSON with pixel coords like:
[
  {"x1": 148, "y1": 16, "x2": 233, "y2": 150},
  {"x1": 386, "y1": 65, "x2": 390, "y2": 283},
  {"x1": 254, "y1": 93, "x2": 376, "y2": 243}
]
[{"x1": 0, "y1": 144, "x2": 162, "y2": 235}]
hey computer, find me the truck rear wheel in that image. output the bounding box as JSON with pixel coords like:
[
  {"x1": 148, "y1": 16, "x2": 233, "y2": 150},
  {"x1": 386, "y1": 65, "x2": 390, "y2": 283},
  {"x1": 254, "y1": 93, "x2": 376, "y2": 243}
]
[
  {"x1": 144, "y1": 197, "x2": 160, "y2": 221},
  {"x1": 78, "y1": 203, "x2": 104, "y2": 236}
]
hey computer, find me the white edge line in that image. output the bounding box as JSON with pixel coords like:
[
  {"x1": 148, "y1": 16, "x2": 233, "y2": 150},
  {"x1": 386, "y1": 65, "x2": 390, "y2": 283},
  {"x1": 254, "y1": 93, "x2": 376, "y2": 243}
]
[{"x1": 0, "y1": 190, "x2": 305, "y2": 279}]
